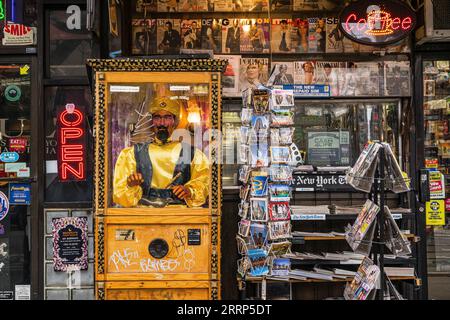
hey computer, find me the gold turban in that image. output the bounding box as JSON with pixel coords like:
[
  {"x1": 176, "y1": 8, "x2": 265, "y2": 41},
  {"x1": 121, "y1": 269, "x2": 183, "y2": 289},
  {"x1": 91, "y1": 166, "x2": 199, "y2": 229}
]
[{"x1": 150, "y1": 97, "x2": 181, "y2": 119}]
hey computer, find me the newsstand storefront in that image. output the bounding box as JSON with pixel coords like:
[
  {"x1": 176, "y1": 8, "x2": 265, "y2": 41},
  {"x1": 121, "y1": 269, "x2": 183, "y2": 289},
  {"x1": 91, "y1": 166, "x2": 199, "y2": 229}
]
[{"x1": 0, "y1": 0, "x2": 448, "y2": 300}]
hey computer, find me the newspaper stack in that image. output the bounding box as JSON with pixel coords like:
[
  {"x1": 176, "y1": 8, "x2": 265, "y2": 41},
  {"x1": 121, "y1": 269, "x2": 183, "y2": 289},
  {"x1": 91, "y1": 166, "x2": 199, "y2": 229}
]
[
  {"x1": 346, "y1": 142, "x2": 410, "y2": 194},
  {"x1": 344, "y1": 257, "x2": 380, "y2": 300},
  {"x1": 237, "y1": 88, "x2": 296, "y2": 279}
]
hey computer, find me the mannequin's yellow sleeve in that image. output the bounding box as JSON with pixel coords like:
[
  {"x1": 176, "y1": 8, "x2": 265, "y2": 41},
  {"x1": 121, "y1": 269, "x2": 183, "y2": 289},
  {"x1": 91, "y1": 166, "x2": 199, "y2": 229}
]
[
  {"x1": 184, "y1": 149, "x2": 210, "y2": 208},
  {"x1": 113, "y1": 147, "x2": 143, "y2": 207}
]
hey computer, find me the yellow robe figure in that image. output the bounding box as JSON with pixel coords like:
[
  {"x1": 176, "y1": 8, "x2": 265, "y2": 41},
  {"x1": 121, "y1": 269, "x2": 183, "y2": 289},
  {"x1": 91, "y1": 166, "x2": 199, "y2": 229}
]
[{"x1": 113, "y1": 139, "x2": 210, "y2": 208}]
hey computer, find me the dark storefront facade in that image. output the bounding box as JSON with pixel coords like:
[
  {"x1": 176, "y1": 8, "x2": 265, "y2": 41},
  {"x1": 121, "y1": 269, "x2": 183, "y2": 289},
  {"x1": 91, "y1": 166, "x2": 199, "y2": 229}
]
[{"x1": 0, "y1": 0, "x2": 448, "y2": 300}]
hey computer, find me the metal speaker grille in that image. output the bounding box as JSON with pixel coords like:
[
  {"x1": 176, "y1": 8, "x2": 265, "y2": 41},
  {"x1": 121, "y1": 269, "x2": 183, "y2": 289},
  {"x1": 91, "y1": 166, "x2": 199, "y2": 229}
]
[{"x1": 432, "y1": 0, "x2": 450, "y2": 29}]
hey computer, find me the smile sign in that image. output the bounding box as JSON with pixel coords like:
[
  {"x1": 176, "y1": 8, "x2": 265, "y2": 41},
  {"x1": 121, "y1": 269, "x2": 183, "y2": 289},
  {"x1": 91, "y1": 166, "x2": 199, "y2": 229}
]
[{"x1": 339, "y1": 0, "x2": 416, "y2": 46}]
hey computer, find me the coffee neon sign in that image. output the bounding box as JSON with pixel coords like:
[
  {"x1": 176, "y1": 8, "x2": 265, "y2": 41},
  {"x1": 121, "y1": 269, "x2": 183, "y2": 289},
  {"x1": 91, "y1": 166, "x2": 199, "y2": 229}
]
[
  {"x1": 57, "y1": 104, "x2": 86, "y2": 181},
  {"x1": 339, "y1": 0, "x2": 416, "y2": 46}
]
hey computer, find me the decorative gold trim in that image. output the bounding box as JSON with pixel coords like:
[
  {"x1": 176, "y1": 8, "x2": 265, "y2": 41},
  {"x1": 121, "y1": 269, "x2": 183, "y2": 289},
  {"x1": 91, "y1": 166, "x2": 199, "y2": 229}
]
[
  {"x1": 211, "y1": 282, "x2": 219, "y2": 300},
  {"x1": 97, "y1": 221, "x2": 105, "y2": 274},
  {"x1": 87, "y1": 58, "x2": 227, "y2": 73},
  {"x1": 94, "y1": 82, "x2": 106, "y2": 213},
  {"x1": 97, "y1": 288, "x2": 105, "y2": 300}
]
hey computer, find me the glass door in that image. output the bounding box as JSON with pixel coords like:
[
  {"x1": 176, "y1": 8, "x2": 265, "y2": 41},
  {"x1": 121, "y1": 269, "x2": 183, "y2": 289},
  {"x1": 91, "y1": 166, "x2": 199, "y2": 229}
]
[
  {"x1": 422, "y1": 59, "x2": 450, "y2": 299},
  {"x1": 0, "y1": 61, "x2": 33, "y2": 300}
]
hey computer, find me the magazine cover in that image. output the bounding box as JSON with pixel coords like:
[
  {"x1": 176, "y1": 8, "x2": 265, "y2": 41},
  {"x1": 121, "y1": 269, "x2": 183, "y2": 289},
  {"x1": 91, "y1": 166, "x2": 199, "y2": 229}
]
[
  {"x1": 156, "y1": 19, "x2": 181, "y2": 54},
  {"x1": 340, "y1": 61, "x2": 361, "y2": 96},
  {"x1": 271, "y1": 19, "x2": 295, "y2": 53},
  {"x1": 270, "y1": 0, "x2": 292, "y2": 11},
  {"x1": 315, "y1": 61, "x2": 346, "y2": 96},
  {"x1": 293, "y1": 18, "x2": 309, "y2": 53},
  {"x1": 240, "y1": 19, "x2": 270, "y2": 53},
  {"x1": 215, "y1": 54, "x2": 240, "y2": 96},
  {"x1": 354, "y1": 62, "x2": 381, "y2": 96},
  {"x1": 344, "y1": 257, "x2": 380, "y2": 300},
  {"x1": 293, "y1": 0, "x2": 338, "y2": 10},
  {"x1": 201, "y1": 19, "x2": 222, "y2": 53},
  {"x1": 222, "y1": 19, "x2": 242, "y2": 53},
  {"x1": 178, "y1": 0, "x2": 208, "y2": 11},
  {"x1": 294, "y1": 61, "x2": 316, "y2": 84},
  {"x1": 131, "y1": 19, "x2": 157, "y2": 55},
  {"x1": 267, "y1": 62, "x2": 295, "y2": 86},
  {"x1": 132, "y1": 0, "x2": 157, "y2": 15},
  {"x1": 243, "y1": 0, "x2": 269, "y2": 11},
  {"x1": 384, "y1": 61, "x2": 411, "y2": 96},
  {"x1": 181, "y1": 19, "x2": 202, "y2": 49},
  {"x1": 240, "y1": 58, "x2": 269, "y2": 92},
  {"x1": 213, "y1": 0, "x2": 234, "y2": 11},
  {"x1": 325, "y1": 17, "x2": 344, "y2": 53},
  {"x1": 307, "y1": 17, "x2": 326, "y2": 53},
  {"x1": 157, "y1": 0, "x2": 178, "y2": 12}
]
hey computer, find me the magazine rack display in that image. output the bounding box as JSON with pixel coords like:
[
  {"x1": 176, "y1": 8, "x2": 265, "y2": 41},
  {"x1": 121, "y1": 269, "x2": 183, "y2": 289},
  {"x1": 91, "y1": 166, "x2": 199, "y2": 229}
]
[
  {"x1": 236, "y1": 88, "x2": 296, "y2": 286},
  {"x1": 344, "y1": 141, "x2": 413, "y2": 300}
]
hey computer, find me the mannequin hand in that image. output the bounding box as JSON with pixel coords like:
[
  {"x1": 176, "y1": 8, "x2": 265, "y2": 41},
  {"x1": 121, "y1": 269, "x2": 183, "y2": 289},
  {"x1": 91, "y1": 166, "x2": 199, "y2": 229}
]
[
  {"x1": 172, "y1": 185, "x2": 191, "y2": 200},
  {"x1": 127, "y1": 173, "x2": 144, "y2": 187}
]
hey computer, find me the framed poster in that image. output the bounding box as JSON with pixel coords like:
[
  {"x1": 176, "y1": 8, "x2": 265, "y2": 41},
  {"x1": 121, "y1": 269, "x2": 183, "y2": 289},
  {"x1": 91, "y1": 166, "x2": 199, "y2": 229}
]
[
  {"x1": 306, "y1": 130, "x2": 350, "y2": 166},
  {"x1": 52, "y1": 217, "x2": 88, "y2": 271}
]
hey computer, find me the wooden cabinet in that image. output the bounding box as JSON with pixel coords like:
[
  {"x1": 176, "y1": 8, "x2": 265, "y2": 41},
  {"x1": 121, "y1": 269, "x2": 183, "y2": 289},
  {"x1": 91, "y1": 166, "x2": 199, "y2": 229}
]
[{"x1": 88, "y1": 58, "x2": 226, "y2": 300}]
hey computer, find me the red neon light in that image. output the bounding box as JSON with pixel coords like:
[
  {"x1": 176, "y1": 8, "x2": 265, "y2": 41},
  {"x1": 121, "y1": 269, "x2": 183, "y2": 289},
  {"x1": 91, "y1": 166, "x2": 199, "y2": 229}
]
[
  {"x1": 61, "y1": 162, "x2": 85, "y2": 180},
  {"x1": 57, "y1": 105, "x2": 86, "y2": 182},
  {"x1": 344, "y1": 10, "x2": 414, "y2": 36}
]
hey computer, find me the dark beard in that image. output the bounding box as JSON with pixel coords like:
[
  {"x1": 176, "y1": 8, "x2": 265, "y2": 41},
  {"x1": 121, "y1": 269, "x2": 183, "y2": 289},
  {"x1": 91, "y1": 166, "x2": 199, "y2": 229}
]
[{"x1": 156, "y1": 127, "x2": 170, "y2": 143}]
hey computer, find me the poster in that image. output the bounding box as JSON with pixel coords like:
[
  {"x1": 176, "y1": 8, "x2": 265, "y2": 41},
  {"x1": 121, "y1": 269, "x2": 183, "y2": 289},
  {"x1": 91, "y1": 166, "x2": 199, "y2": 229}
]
[
  {"x1": 181, "y1": 19, "x2": 202, "y2": 49},
  {"x1": 8, "y1": 183, "x2": 31, "y2": 205},
  {"x1": 131, "y1": 19, "x2": 157, "y2": 55},
  {"x1": 215, "y1": 55, "x2": 240, "y2": 96},
  {"x1": 426, "y1": 200, "x2": 445, "y2": 226},
  {"x1": 52, "y1": 217, "x2": 88, "y2": 271},
  {"x1": 307, "y1": 131, "x2": 350, "y2": 165},
  {"x1": 307, "y1": 18, "x2": 325, "y2": 53},
  {"x1": 271, "y1": 19, "x2": 295, "y2": 53},
  {"x1": 239, "y1": 58, "x2": 269, "y2": 93},
  {"x1": 156, "y1": 19, "x2": 181, "y2": 54},
  {"x1": 240, "y1": 19, "x2": 270, "y2": 53},
  {"x1": 429, "y1": 171, "x2": 445, "y2": 199}
]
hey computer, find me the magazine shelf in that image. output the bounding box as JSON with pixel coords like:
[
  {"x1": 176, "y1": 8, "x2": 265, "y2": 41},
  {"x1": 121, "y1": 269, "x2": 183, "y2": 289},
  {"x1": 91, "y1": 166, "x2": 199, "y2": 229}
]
[{"x1": 242, "y1": 276, "x2": 417, "y2": 283}]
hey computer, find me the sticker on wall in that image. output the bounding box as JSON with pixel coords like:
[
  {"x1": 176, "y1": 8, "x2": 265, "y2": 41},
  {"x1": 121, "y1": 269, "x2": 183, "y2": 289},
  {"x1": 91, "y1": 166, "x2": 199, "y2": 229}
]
[
  {"x1": 2, "y1": 24, "x2": 36, "y2": 46},
  {"x1": 426, "y1": 200, "x2": 445, "y2": 226},
  {"x1": 52, "y1": 217, "x2": 88, "y2": 272},
  {"x1": 14, "y1": 285, "x2": 30, "y2": 300},
  {"x1": 115, "y1": 229, "x2": 135, "y2": 241},
  {"x1": 4, "y1": 85, "x2": 21, "y2": 102},
  {"x1": 0, "y1": 152, "x2": 19, "y2": 163},
  {"x1": 19, "y1": 65, "x2": 30, "y2": 75},
  {"x1": 9, "y1": 183, "x2": 31, "y2": 205},
  {"x1": 8, "y1": 138, "x2": 27, "y2": 153},
  {"x1": 0, "y1": 191, "x2": 9, "y2": 222}
]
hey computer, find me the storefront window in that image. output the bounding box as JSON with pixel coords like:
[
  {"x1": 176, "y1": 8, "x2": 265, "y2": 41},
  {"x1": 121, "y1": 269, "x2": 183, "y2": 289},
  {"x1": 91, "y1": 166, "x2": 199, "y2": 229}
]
[
  {"x1": 0, "y1": 64, "x2": 32, "y2": 178},
  {"x1": 47, "y1": 6, "x2": 99, "y2": 77},
  {"x1": 44, "y1": 86, "x2": 93, "y2": 203},
  {"x1": 423, "y1": 60, "x2": 450, "y2": 299}
]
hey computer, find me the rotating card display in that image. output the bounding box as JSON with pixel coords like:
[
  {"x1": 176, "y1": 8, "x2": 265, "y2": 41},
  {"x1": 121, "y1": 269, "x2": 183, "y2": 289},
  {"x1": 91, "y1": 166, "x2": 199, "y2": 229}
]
[{"x1": 237, "y1": 88, "x2": 296, "y2": 279}]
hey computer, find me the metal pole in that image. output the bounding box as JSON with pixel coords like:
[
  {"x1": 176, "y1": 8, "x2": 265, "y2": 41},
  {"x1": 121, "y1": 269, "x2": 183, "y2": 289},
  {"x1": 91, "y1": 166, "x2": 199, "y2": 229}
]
[{"x1": 378, "y1": 146, "x2": 386, "y2": 300}]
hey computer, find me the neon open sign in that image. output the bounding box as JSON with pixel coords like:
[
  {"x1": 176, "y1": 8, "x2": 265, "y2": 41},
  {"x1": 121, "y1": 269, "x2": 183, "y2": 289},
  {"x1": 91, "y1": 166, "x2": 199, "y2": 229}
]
[
  {"x1": 57, "y1": 104, "x2": 86, "y2": 181},
  {"x1": 339, "y1": 0, "x2": 416, "y2": 46}
]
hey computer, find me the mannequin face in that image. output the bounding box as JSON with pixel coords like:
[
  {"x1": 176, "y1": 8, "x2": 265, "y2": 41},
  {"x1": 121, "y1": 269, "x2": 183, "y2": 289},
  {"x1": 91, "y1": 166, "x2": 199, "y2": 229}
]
[{"x1": 151, "y1": 110, "x2": 176, "y2": 143}]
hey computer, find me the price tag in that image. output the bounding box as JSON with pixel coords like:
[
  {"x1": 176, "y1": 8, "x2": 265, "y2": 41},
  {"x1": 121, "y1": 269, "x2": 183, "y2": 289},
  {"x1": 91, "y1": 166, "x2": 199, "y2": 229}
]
[{"x1": 392, "y1": 214, "x2": 403, "y2": 220}]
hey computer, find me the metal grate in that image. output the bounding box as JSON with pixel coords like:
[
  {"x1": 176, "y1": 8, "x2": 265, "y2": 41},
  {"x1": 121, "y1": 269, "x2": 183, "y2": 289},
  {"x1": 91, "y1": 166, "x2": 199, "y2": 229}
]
[{"x1": 432, "y1": 0, "x2": 450, "y2": 29}]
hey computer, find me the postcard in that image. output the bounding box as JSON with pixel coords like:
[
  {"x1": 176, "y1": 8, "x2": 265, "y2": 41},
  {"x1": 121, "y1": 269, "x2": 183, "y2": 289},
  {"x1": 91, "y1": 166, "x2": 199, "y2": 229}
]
[
  {"x1": 248, "y1": 248, "x2": 269, "y2": 276},
  {"x1": 251, "y1": 171, "x2": 269, "y2": 196},
  {"x1": 268, "y1": 221, "x2": 292, "y2": 240},
  {"x1": 250, "y1": 222, "x2": 268, "y2": 247},
  {"x1": 238, "y1": 219, "x2": 251, "y2": 237},
  {"x1": 269, "y1": 184, "x2": 291, "y2": 202},
  {"x1": 250, "y1": 197, "x2": 269, "y2": 221},
  {"x1": 271, "y1": 258, "x2": 291, "y2": 276},
  {"x1": 269, "y1": 201, "x2": 292, "y2": 221}
]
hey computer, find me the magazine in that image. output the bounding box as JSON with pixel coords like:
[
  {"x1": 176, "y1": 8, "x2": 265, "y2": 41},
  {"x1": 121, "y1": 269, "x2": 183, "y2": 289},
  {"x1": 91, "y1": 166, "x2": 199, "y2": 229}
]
[
  {"x1": 346, "y1": 142, "x2": 381, "y2": 192},
  {"x1": 325, "y1": 17, "x2": 344, "y2": 53},
  {"x1": 307, "y1": 18, "x2": 326, "y2": 53},
  {"x1": 178, "y1": 0, "x2": 208, "y2": 11},
  {"x1": 215, "y1": 55, "x2": 240, "y2": 96},
  {"x1": 240, "y1": 19, "x2": 270, "y2": 53},
  {"x1": 239, "y1": 58, "x2": 269, "y2": 92},
  {"x1": 201, "y1": 19, "x2": 222, "y2": 53},
  {"x1": 243, "y1": 0, "x2": 269, "y2": 11},
  {"x1": 344, "y1": 257, "x2": 380, "y2": 300},
  {"x1": 270, "y1": 0, "x2": 292, "y2": 11},
  {"x1": 293, "y1": 0, "x2": 338, "y2": 10},
  {"x1": 157, "y1": 0, "x2": 178, "y2": 12},
  {"x1": 384, "y1": 61, "x2": 411, "y2": 97},
  {"x1": 181, "y1": 19, "x2": 202, "y2": 49},
  {"x1": 222, "y1": 19, "x2": 242, "y2": 53},
  {"x1": 345, "y1": 199, "x2": 380, "y2": 254},
  {"x1": 131, "y1": 19, "x2": 157, "y2": 55},
  {"x1": 156, "y1": 19, "x2": 181, "y2": 54},
  {"x1": 267, "y1": 62, "x2": 295, "y2": 86},
  {"x1": 294, "y1": 61, "x2": 316, "y2": 85},
  {"x1": 382, "y1": 142, "x2": 410, "y2": 193},
  {"x1": 354, "y1": 62, "x2": 381, "y2": 96},
  {"x1": 271, "y1": 19, "x2": 295, "y2": 53},
  {"x1": 315, "y1": 61, "x2": 346, "y2": 96},
  {"x1": 293, "y1": 18, "x2": 309, "y2": 53},
  {"x1": 132, "y1": 0, "x2": 156, "y2": 15},
  {"x1": 213, "y1": 0, "x2": 234, "y2": 11},
  {"x1": 383, "y1": 206, "x2": 412, "y2": 256}
]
